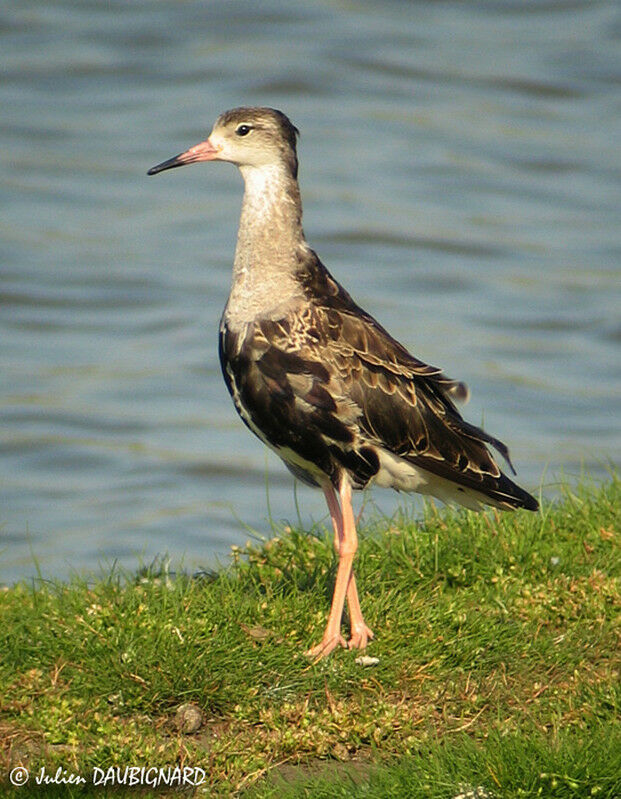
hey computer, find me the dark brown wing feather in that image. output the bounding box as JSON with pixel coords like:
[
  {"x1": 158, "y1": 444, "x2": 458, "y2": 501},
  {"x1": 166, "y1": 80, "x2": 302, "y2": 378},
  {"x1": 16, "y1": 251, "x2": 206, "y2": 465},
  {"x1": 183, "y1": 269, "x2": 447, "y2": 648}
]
[{"x1": 297, "y1": 249, "x2": 471, "y2": 407}]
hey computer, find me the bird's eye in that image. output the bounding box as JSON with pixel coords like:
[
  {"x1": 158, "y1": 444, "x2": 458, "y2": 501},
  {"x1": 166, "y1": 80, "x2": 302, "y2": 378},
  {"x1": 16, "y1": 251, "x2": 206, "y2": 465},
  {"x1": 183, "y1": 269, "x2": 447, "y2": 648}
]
[{"x1": 235, "y1": 124, "x2": 252, "y2": 137}]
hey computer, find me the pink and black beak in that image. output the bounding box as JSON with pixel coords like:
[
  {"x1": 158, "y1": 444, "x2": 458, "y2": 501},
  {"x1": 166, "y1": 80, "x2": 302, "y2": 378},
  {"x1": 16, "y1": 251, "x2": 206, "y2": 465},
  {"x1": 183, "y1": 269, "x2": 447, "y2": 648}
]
[{"x1": 147, "y1": 138, "x2": 220, "y2": 176}]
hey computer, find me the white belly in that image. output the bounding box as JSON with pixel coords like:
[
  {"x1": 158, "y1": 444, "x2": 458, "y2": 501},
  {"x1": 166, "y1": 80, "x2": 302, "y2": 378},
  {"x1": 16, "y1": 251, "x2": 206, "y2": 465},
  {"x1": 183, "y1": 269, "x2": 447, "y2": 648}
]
[{"x1": 373, "y1": 449, "x2": 504, "y2": 511}]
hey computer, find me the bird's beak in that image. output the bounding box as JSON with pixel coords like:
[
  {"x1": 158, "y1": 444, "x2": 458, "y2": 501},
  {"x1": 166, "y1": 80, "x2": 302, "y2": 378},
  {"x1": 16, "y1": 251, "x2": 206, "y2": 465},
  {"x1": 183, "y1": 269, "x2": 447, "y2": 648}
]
[{"x1": 147, "y1": 137, "x2": 221, "y2": 176}]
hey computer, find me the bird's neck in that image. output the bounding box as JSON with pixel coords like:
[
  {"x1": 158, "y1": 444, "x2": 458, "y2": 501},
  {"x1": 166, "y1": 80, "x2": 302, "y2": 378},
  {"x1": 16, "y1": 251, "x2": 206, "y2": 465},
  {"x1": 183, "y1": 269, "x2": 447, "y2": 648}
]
[{"x1": 225, "y1": 163, "x2": 308, "y2": 328}]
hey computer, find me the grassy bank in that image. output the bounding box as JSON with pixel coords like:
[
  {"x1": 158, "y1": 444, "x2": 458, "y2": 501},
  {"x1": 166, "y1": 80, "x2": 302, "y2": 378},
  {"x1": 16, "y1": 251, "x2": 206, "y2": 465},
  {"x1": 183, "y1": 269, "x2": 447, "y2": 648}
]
[{"x1": 1, "y1": 477, "x2": 619, "y2": 797}]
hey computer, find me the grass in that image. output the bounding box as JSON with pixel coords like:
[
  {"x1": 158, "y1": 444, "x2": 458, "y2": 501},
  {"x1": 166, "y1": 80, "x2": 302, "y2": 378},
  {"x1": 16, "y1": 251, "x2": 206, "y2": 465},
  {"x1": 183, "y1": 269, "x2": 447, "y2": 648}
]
[{"x1": 0, "y1": 476, "x2": 619, "y2": 798}]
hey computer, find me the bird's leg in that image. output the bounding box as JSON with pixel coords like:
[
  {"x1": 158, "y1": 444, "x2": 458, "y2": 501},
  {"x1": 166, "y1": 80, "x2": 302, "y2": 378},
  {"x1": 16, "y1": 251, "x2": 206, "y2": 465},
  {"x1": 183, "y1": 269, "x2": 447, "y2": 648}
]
[
  {"x1": 305, "y1": 481, "x2": 349, "y2": 658},
  {"x1": 322, "y1": 483, "x2": 374, "y2": 649},
  {"x1": 305, "y1": 480, "x2": 373, "y2": 659},
  {"x1": 337, "y1": 479, "x2": 374, "y2": 650},
  {"x1": 320, "y1": 481, "x2": 344, "y2": 556}
]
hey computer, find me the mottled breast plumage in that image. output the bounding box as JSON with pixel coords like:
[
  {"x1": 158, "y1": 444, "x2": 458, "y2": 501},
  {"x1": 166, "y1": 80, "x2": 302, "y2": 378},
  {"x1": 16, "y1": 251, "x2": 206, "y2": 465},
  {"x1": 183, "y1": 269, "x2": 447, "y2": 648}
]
[{"x1": 218, "y1": 312, "x2": 367, "y2": 488}]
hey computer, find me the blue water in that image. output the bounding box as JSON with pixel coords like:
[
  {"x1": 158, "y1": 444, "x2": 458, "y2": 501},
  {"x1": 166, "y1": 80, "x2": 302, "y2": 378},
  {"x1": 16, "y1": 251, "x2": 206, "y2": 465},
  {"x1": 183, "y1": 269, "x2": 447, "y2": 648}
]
[{"x1": 1, "y1": 0, "x2": 619, "y2": 583}]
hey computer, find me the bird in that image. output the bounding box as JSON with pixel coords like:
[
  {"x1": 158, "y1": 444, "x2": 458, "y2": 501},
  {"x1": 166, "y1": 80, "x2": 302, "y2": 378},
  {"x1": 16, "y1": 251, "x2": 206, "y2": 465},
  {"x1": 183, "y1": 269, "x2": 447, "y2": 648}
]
[{"x1": 148, "y1": 107, "x2": 539, "y2": 659}]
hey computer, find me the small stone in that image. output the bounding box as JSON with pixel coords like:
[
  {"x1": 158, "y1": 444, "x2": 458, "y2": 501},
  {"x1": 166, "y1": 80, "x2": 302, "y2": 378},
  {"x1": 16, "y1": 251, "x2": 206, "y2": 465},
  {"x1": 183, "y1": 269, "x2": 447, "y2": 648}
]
[
  {"x1": 175, "y1": 703, "x2": 203, "y2": 734},
  {"x1": 355, "y1": 655, "x2": 380, "y2": 667}
]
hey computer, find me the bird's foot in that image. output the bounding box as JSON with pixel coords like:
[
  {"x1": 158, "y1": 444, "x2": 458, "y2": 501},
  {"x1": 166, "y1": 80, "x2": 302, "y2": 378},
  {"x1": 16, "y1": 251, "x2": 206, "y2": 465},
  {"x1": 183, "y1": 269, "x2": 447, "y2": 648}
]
[
  {"x1": 347, "y1": 622, "x2": 374, "y2": 650},
  {"x1": 305, "y1": 633, "x2": 347, "y2": 660}
]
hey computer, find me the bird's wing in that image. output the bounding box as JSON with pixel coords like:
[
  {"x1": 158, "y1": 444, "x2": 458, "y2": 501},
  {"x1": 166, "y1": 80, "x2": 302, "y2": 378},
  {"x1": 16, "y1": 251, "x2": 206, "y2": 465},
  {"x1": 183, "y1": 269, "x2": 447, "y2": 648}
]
[{"x1": 309, "y1": 251, "x2": 536, "y2": 500}]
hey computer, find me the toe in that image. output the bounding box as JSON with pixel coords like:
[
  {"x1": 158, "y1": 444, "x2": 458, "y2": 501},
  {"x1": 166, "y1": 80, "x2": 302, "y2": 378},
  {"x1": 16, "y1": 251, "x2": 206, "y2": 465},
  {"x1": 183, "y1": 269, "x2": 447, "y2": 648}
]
[
  {"x1": 305, "y1": 634, "x2": 347, "y2": 659},
  {"x1": 347, "y1": 624, "x2": 374, "y2": 650}
]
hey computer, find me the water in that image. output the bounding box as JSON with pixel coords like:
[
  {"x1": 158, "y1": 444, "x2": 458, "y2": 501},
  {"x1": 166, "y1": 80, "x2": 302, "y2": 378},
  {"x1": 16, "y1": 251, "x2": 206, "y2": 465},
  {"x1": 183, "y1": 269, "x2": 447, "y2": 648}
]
[{"x1": 1, "y1": 0, "x2": 619, "y2": 584}]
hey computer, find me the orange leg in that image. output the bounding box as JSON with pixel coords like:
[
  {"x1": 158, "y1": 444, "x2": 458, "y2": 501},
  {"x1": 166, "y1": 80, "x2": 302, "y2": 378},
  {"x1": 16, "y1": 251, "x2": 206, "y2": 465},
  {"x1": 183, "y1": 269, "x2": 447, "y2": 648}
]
[
  {"x1": 305, "y1": 479, "x2": 374, "y2": 658},
  {"x1": 324, "y1": 482, "x2": 374, "y2": 649}
]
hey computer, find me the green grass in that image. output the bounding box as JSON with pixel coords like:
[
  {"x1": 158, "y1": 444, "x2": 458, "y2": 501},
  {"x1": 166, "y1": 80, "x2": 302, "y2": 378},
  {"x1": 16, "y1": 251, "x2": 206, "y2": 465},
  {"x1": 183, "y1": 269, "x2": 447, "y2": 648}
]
[{"x1": 1, "y1": 476, "x2": 619, "y2": 798}]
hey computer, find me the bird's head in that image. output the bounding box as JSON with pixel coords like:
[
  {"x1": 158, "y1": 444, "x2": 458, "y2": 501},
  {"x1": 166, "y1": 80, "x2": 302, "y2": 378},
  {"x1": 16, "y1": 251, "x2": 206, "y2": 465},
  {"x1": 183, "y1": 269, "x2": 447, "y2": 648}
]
[{"x1": 148, "y1": 107, "x2": 300, "y2": 178}]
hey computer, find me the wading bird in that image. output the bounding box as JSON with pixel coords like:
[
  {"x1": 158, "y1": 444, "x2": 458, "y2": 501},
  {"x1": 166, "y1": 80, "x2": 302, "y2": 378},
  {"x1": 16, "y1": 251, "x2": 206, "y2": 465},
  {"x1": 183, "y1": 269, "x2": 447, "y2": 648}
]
[{"x1": 148, "y1": 107, "x2": 538, "y2": 658}]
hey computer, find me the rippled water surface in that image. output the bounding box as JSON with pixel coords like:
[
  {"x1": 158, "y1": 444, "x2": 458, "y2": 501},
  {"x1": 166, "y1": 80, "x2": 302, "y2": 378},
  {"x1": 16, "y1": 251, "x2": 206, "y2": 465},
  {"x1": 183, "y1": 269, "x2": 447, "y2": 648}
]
[{"x1": 1, "y1": 0, "x2": 619, "y2": 582}]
